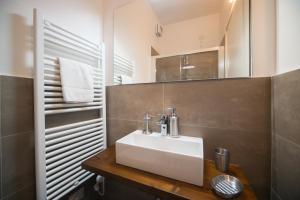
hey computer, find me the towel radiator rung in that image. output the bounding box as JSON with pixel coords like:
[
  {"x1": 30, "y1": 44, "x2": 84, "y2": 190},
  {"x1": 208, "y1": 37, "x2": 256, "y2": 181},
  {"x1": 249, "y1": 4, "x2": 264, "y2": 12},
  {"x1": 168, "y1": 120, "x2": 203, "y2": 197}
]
[
  {"x1": 44, "y1": 71, "x2": 102, "y2": 81},
  {"x1": 46, "y1": 139, "x2": 102, "y2": 165},
  {"x1": 46, "y1": 143, "x2": 101, "y2": 170},
  {"x1": 45, "y1": 91, "x2": 102, "y2": 97},
  {"x1": 46, "y1": 126, "x2": 103, "y2": 146},
  {"x1": 49, "y1": 173, "x2": 94, "y2": 200},
  {"x1": 44, "y1": 36, "x2": 101, "y2": 60},
  {"x1": 46, "y1": 122, "x2": 103, "y2": 139},
  {"x1": 44, "y1": 74, "x2": 102, "y2": 85},
  {"x1": 43, "y1": 19, "x2": 99, "y2": 50},
  {"x1": 47, "y1": 170, "x2": 88, "y2": 195},
  {"x1": 46, "y1": 167, "x2": 81, "y2": 188},
  {"x1": 46, "y1": 147, "x2": 100, "y2": 177},
  {"x1": 113, "y1": 54, "x2": 134, "y2": 85},
  {"x1": 45, "y1": 118, "x2": 102, "y2": 134},
  {"x1": 44, "y1": 86, "x2": 62, "y2": 91},
  {"x1": 46, "y1": 137, "x2": 104, "y2": 159},
  {"x1": 44, "y1": 79, "x2": 102, "y2": 88},
  {"x1": 44, "y1": 28, "x2": 100, "y2": 56},
  {"x1": 44, "y1": 102, "x2": 101, "y2": 109},
  {"x1": 46, "y1": 131, "x2": 103, "y2": 152},
  {"x1": 44, "y1": 58, "x2": 102, "y2": 74},
  {"x1": 45, "y1": 98, "x2": 101, "y2": 103}
]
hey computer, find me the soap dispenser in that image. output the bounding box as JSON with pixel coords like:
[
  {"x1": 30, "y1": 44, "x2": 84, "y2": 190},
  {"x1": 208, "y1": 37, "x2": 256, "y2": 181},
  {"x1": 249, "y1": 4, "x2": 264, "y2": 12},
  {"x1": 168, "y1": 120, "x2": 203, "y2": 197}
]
[{"x1": 168, "y1": 107, "x2": 179, "y2": 137}]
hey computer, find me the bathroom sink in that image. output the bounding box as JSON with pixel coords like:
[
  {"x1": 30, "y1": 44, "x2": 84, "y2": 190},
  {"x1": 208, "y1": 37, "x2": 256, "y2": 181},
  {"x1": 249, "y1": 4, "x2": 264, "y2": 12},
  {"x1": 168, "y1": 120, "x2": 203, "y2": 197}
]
[{"x1": 116, "y1": 130, "x2": 204, "y2": 186}]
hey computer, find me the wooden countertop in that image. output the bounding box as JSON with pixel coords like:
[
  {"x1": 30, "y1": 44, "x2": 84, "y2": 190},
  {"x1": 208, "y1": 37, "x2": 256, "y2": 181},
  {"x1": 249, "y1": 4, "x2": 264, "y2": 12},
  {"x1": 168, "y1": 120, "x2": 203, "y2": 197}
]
[{"x1": 82, "y1": 146, "x2": 257, "y2": 200}]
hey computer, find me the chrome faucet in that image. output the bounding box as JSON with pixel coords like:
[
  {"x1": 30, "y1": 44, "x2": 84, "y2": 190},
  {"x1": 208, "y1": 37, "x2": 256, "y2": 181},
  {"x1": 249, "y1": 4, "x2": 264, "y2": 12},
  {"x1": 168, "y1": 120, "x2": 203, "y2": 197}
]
[
  {"x1": 157, "y1": 114, "x2": 168, "y2": 136},
  {"x1": 142, "y1": 113, "x2": 152, "y2": 134}
]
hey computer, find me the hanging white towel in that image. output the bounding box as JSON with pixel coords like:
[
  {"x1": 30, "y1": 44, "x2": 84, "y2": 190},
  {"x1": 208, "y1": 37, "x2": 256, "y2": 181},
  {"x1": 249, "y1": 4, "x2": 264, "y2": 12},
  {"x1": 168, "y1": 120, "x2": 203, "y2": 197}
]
[
  {"x1": 59, "y1": 57, "x2": 94, "y2": 103},
  {"x1": 120, "y1": 75, "x2": 133, "y2": 84}
]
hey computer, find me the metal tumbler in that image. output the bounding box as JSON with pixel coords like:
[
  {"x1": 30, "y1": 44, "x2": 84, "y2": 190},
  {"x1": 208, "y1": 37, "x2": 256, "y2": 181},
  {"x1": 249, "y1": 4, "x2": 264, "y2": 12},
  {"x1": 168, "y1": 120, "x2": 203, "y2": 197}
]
[{"x1": 214, "y1": 148, "x2": 230, "y2": 172}]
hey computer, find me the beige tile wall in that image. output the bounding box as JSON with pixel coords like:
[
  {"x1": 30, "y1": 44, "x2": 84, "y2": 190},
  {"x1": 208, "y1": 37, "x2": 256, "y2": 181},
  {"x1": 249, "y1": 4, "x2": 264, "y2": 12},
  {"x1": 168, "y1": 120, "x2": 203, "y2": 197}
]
[
  {"x1": 271, "y1": 69, "x2": 300, "y2": 200},
  {"x1": 106, "y1": 77, "x2": 271, "y2": 200},
  {"x1": 0, "y1": 76, "x2": 36, "y2": 200}
]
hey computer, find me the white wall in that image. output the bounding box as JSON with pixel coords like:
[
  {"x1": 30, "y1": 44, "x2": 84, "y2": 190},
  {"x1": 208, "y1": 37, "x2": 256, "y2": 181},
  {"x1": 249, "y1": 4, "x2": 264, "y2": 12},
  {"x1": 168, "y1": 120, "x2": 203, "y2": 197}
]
[
  {"x1": 219, "y1": 0, "x2": 235, "y2": 43},
  {"x1": 0, "y1": 0, "x2": 104, "y2": 78},
  {"x1": 220, "y1": 0, "x2": 277, "y2": 78},
  {"x1": 251, "y1": 0, "x2": 276, "y2": 77},
  {"x1": 114, "y1": 0, "x2": 160, "y2": 83},
  {"x1": 276, "y1": 0, "x2": 300, "y2": 74},
  {"x1": 158, "y1": 14, "x2": 220, "y2": 55},
  {"x1": 225, "y1": 0, "x2": 250, "y2": 78}
]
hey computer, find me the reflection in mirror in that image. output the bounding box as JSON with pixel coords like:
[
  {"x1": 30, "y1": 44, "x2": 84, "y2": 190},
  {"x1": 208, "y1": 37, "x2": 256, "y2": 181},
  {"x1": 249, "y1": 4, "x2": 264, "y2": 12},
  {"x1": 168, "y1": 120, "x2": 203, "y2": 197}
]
[{"x1": 113, "y1": 0, "x2": 250, "y2": 85}]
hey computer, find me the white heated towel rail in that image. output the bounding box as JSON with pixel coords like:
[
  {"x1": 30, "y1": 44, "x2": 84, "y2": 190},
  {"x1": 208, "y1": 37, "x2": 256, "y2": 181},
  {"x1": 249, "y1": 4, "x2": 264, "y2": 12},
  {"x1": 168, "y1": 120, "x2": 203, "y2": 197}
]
[
  {"x1": 34, "y1": 9, "x2": 106, "y2": 200},
  {"x1": 113, "y1": 54, "x2": 134, "y2": 84}
]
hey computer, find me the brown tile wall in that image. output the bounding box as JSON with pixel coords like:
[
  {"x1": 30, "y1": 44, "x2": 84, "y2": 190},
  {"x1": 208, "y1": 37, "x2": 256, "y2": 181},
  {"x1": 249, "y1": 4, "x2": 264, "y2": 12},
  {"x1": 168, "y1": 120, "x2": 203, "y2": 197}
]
[
  {"x1": 107, "y1": 77, "x2": 271, "y2": 200},
  {"x1": 0, "y1": 76, "x2": 36, "y2": 200},
  {"x1": 271, "y1": 69, "x2": 300, "y2": 200}
]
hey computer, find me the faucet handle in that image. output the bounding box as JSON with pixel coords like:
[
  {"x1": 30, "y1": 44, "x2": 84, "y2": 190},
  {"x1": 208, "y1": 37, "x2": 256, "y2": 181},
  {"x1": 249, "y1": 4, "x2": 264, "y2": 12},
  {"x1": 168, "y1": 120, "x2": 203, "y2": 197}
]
[
  {"x1": 157, "y1": 113, "x2": 167, "y2": 118},
  {"x1": 167, "y1": 107, "x2": 176, "y2": 116},
  {"x1": 144, "y1": 113, "x2": 150, "y2": 120},
  {"x1": 144, "y1": 113, "x2": 155, "y2": 121},
  {"x1": 167, "y1": 107, "x2": 176, "y2": 112},
  {"x1": 157, "y1": 114, "x2": 168, "y2": 125}
]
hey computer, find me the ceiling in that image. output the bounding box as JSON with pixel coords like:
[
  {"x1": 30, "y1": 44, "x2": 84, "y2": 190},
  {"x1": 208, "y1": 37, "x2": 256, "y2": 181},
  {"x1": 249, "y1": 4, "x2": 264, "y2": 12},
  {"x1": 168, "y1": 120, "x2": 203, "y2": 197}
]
[{"x1": 148, "y1": 0, "x2": 224, "y2": 25}]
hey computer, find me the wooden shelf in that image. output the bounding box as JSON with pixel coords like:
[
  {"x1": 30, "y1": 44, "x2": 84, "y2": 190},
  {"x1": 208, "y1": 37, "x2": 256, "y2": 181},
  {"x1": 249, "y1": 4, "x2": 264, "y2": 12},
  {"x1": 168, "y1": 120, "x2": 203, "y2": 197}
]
[{"x1": 82, "y1": 146, "x2": 257, "y2": 200}]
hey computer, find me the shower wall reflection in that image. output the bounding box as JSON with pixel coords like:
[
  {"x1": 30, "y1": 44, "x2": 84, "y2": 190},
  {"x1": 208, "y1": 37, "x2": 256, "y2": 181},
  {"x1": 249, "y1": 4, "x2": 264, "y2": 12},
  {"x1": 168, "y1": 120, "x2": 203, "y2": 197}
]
[{"x1": 156, "y1": 49, "x2": 220, "y2": 82}]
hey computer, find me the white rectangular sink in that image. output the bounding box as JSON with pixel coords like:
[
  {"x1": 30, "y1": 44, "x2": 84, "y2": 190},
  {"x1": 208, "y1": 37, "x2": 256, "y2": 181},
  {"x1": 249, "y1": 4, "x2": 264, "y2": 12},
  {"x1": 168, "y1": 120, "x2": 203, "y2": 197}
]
[{"x1": 116, "y1": 130, "x2": 204, "y2": 186}]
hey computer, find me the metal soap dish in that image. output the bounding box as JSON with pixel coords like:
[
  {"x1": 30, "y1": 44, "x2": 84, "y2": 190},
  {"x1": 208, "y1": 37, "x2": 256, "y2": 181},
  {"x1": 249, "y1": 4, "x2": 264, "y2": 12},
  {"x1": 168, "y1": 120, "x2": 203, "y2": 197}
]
[{"x1": 210, "y1": 175, "x2": 243, "y2": 199}]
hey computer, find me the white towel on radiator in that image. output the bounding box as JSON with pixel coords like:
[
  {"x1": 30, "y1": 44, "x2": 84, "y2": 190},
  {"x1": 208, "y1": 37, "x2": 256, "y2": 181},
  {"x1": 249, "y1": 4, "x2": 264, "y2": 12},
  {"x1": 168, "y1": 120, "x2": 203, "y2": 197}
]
[{"x1": 59, "y1": 57, "x2": 94, "y2": 103}]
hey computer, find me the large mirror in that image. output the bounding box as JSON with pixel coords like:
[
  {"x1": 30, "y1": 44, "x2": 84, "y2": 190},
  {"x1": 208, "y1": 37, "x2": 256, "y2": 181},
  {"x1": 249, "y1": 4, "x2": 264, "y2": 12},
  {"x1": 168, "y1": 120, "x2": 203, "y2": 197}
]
[{"x1": 113, "y1": 0, "x2": 251, "y2": 84}]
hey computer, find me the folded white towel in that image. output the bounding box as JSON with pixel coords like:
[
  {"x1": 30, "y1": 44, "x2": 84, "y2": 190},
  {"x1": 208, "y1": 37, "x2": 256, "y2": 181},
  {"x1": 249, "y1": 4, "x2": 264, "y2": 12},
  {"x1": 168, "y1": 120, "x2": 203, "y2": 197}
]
[
  {"x1": 120, "y1": 75, "x2": 133, "y2": 84},
  {"x1": 59, "y1": 57, "x2": 94, "y2": 103}
]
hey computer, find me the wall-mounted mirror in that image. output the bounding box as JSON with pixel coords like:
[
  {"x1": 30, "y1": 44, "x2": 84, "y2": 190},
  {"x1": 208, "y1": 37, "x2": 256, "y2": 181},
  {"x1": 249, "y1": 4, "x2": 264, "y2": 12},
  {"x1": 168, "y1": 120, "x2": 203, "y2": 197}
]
[{"x1": 113, "y1": 0, "x2": 251, "y2": 85}]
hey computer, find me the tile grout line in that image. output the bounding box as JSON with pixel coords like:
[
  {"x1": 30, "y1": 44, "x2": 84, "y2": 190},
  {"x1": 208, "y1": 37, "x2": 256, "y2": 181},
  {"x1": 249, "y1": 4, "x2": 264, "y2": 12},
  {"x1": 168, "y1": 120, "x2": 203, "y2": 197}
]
[
  {"x1": 108, "y1": 118, "x2": 144, "y2": 122},
  {"x1": 270, "y1": 76, "x2": 275, "y2": 195},
  {"x1": 275, "y1": 134, "x2": 300, "y2": 149},
  {"x1": 0, "y1": 76, "x2": 3, "y2": 199},
  {"x1": 271, "y1": 188, "x2": 283, "y2": 200},
  {"x1": 1, "y1": 130, "x2": 34, "y2": 139},
  {"x1": 107, "y1": 117, "x2": 268, "y2": 134}
]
